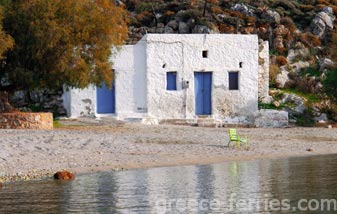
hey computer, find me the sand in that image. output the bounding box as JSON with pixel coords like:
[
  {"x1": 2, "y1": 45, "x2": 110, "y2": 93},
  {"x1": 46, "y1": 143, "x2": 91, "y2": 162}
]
[{"x1": 0, "y1": 118, "x2": 337, "y2": 182}]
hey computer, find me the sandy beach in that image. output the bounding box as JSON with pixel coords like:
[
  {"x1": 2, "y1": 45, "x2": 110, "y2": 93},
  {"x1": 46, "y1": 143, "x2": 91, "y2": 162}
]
[{"x1": 0, "y1": 118, "x2": 337, "y2": 182}]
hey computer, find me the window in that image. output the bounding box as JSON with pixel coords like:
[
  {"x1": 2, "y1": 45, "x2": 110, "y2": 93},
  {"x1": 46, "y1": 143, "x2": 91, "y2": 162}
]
[
  {"x1": 202, "y1": 50, "x2": 208, "y2": 58},
  {"x1": 166, "y1": 72, "x2": 177, "y2": 90},
  {"x1": 228, "y1": 72, "x2": 239, "y2": 90}
]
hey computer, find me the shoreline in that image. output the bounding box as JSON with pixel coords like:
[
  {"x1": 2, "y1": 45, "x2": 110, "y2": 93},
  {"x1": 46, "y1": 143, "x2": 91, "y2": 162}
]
[{"x1": 1, "y1": 121, "x2": 337, "y2": 182}]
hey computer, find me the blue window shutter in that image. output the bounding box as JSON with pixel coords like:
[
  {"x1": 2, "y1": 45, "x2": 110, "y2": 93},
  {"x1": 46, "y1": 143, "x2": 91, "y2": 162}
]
[{"x1": 166, "y1": 72, "x2": 177, "y2": 90}]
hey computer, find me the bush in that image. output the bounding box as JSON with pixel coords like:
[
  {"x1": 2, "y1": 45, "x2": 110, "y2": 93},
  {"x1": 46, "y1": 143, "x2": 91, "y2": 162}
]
[
  {"x1": 323, "y1": 68, "x2": 337, "y2": 101},
  {"x1": 135, "y1": 11, "x2": 154, "y2": 26},
  {"x1": 280, "y1": 17, "x2": 297, "y2": 32},
  {"x1": 270, "y1": 64, "x2": 280, "y2": 86},
  {"x1": 296, "y1": 109, "x2": 315, "y2": 127},
  {"x1": 276, "y1": 56, "x2": 288, "y2": 66}
]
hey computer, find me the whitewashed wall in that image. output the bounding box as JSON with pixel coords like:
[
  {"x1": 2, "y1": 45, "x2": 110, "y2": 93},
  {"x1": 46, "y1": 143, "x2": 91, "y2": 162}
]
[
  {"x1": 63, "y1": 85, "x2": 96, "y2": 118},
  {"x1": 64, "y1": 34, "x2": 260, "y2": 121},
  {"x1": 145, "y1": 34, "x2": 259, "y2": 120}
]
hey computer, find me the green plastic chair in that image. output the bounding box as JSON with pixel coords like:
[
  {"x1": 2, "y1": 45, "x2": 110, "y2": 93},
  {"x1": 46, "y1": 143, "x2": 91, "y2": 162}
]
[{"x1": 227, "y1": 128, "x2": 248, "y2": 150}]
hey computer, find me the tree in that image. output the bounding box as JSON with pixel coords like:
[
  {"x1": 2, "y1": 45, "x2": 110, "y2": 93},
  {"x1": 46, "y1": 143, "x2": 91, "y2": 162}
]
[
  {"x1": 0, "y1": 6, "x2": 13, "y2": 59},
  {"x1": 0, "y1": 0, "x2": 128, "y2": 112},
  {"x1": 323, "y1": 68, "x2": 337, "y2": 102}
]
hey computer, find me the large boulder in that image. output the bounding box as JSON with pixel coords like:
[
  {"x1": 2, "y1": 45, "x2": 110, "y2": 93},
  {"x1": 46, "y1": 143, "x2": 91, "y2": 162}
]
[
  {"x1": 261, "y1": 10, "x2": 281, "y2": 24},
  {"x1": 275, "y1": 68, "x2": 289, "y2": 89},
  {"x1": 230, "y1": 3, "x2": 255, "y2": 17},
  {"x1": 178, "y1": 21, "x2": 189, "y2": 33},
  {"x1": 310, "y1": 7, "x2": 335, "y2": 38},
  {"x1": 164, "y1": 25, "x2": 174, "y2": 33},
  {"x1": 281, "y1": 93, "x2": 306, "y2": 115},
  {"x1": 319, "y1": 58, "x2": 335, "y2": 71},
  {"x1": 167, "y1": 20, "x2": 179, "y2": 31},
  {"x1": 192, "y1": 25, "x2": 212, "y2": 34}
]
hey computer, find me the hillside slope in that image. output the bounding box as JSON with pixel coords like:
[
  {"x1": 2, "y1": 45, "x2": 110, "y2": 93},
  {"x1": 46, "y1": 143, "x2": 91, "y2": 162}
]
[{"x1": 120, "y1": 0, "x2": 337, "y2": 124}]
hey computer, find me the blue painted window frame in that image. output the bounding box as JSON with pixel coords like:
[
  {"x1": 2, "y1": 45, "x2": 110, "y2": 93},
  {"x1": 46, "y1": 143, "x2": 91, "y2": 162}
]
[{"x1": 166, "y1": 72, "x2": 177, "y2": 91}]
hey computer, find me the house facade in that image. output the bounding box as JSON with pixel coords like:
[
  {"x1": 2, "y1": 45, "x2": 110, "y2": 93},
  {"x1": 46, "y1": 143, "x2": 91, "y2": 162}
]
[{"x1": 63, "y1": 34, "x2": 264, "y2": 124}]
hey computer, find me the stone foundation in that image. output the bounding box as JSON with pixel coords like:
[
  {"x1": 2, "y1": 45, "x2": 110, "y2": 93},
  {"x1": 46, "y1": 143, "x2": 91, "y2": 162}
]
[
  {"x1": 0, "y1": 112, "x2": 53, "y2": 130},
  {"x1": 254, "y1": 109, "x2": 288, "y2": 128}
]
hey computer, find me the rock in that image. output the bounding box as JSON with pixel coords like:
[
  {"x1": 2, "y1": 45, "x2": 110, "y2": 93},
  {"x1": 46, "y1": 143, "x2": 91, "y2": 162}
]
[
  {"x1": 164, "y1": 25, "x2": 174, "y2": 33},
  {"x1": 281, "y1": 93, "x2": 307, "y2": 116},
  {"x1": 167, "y1": 20, "x2": 178, "y2": 31},
  {"x1": 261, "y1": 10, "x2": 280, "y2": 24},
  {"x1": 314, "y1": 113, "x2": 328, "y2": 123},
  {"x1": 178, "y1": 21, "x2": 189, "y2": 33},
  {"x1": 261, "y1": 96, "x2": 273, "y2": 104},
  {"x1": 254, "y1": 109, "x2": 288, "y2": 128},
  {"x1": 192, "y1": 25, "x2": 212, "y2": 34},
  {"x1": 273, "y1": 25, "x2": 289, "y2": 49},
  {"x1": 287, "y1": 48, "x2": 310, "y2": 63},
  {"x1": 187, "y1": 18, "x2": 196, "y2": 29},
  {"x1": 230, "y1": 3, "x2": 255, "y2": 17},
  {"x1": 327, "y1": 125, "x2": 332, "y2": 129},
  {"x1": 273, "y1": 101, "x2": 280, "y2": 107},
  {"x1": 155, "y1": 23, "x2": 165, "y2": 33},
  {"x1": 54, "y1": 170, "x2": 75, "y2": 180},
  {"x1": 320, "y1": 58, "x2": 335, "y2": 71},
  {"x1": 290, "y1": 61, "x2": 310, "y2": 73},
  {"x1": 310, "y1": 7, "x2": 336, "y2": 38},
  {"x1": 275, "y1": 69, "x2": 289, "y2": 89}
]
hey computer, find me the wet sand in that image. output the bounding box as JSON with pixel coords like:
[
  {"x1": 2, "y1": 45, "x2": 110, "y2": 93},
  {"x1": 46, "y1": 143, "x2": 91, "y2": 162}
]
[{"x1": 0, "y1": 119, "x2": 337, "y2": 182}]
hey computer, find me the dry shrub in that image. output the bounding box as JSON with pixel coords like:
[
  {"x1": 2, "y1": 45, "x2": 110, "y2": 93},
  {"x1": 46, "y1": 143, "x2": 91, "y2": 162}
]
[
  {"x1": 275, "y1": 47, "x2": 287, "y2": 54},
  {"x1": 316, "y1": 0, "x2": 330, "y2": 5},
  {"x1": 276, "y1": 56, "x2": 288, "y2": 66},
  {"x1": 135, "y1": 11, "x2": 154, "y2": 26},
  {"x1": 228, "y1": 11, "x2": 244, "y2": 19},
  {"x1": 218, "y1": 23, "x2": 235, "y2": 33},
  {"x1": 299, "y1": 33, "x2": 321, "y2": 47},
  {"x1": 280, "y1": 17, "x2": 297, "y2": 33},
  {"x1": 298, "y1": 4, "x2": 315, "y2": 12},
  {"x1": 211, "y1": 6, "x2": 223, "y2": 14},
  {"x1": 316, "y1": 4, "x2": 328, "y2": 10},
  {"x1": 244, "y1": 16, "x2": 257, "y2": 24},
  {"x1": 290, "y1": 75, "x2": 321, "y2": 94},
  {"x1": 270, "y1": 64, "x2": 281, "y2": 85}
]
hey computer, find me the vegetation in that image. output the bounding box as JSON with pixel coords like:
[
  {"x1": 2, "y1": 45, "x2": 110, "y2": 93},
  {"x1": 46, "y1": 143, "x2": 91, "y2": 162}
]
[
  {"x1": 323, "y1": 68, "x2": 337, "y2": 101},
  {"x1": 0, "y1": 0, "x2": 128, "y2": 112}
]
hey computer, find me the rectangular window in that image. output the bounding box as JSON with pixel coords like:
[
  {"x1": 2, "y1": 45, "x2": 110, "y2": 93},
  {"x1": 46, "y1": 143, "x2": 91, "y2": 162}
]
[
  {"x1": 228, "y1": 71, "x2": 239, "y2": 90},
  {"x1": 202, "y1": 50, "x2": 208, "y2": 58},
  {"x1": 166, "y1": 72, "x2": 177, "y2": 90}
]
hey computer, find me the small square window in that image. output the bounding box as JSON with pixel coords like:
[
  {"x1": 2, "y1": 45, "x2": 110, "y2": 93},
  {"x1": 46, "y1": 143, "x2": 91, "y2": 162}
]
[
  {"x1": 166, "y1": 72, "x2": 177, "y2": 90},
  {"x1": 202, "y1": 50, "x2": 208, "y2": 58},
  {"x1": 229, "y1": 72, "x2": 239, "y2": 90}
]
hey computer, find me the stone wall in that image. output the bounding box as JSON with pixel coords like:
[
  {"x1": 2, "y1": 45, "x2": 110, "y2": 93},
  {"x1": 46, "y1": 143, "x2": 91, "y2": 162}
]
[
  {"x1": 9, "y1": 89, "x2": 66, "y2": 116},
  {"x1": 254, "y1": 109, "x2": 288, "y2": 128},
  {"x1": 258, "y1": 41, "x2": 271, "y2": 103},
  {"x1": 0, "y1": 112, "x2": 53, "y2": 130}
]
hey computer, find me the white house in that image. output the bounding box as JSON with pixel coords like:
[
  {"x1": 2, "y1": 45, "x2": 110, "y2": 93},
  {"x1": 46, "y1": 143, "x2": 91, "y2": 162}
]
[{"x1": 63, "y1": 34, "x2": 266, "y2": 125}]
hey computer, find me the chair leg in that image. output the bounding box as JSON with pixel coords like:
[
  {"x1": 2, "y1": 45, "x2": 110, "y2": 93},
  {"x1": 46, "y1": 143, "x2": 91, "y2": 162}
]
[
  {"x1": 227, "y1": 140, "x2": 231, "y2": 147},
  {"x1": 236, "y1": 140, "x2": 241, "y2": 149}
]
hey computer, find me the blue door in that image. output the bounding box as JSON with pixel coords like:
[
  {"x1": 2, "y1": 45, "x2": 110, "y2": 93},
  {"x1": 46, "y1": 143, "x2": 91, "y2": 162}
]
[
  {"x1": 97, "y1": 81, "x2": 115, "y2": 114},
  {"x1": 194, "y1": 72, "x2": 212, "y2": 115}
]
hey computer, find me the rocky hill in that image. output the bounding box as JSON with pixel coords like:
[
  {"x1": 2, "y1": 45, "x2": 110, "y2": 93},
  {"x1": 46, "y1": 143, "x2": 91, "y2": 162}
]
[{"x1": 118, "y1": 0, "x2": 337, "y2": 125}]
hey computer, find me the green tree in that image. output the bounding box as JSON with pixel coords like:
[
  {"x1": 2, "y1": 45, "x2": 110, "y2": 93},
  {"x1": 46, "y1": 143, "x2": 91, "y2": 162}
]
[
  {"x1": 0, "y1": 0, "x2": 128, "y2": 112},
  {"x1": 0, "y1": 6, "x2": 13, "y2": 59},
  {"x1": 323, "y1": 68, "x2": 337, "y2": 102}
]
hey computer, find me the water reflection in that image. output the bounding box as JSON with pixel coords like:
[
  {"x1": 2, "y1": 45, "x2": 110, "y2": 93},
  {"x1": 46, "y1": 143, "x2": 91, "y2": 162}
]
[{"x1": 1, "y1": 155, "x2": 337, "y2": 213}]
